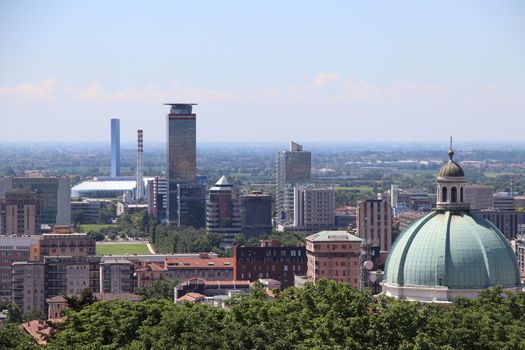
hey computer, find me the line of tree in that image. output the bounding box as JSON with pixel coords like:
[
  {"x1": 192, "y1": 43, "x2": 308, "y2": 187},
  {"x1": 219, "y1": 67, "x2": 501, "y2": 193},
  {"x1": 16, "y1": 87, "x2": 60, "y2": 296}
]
[{"x1": 5, "y1": 281, "x2": 525, "y2": 349}]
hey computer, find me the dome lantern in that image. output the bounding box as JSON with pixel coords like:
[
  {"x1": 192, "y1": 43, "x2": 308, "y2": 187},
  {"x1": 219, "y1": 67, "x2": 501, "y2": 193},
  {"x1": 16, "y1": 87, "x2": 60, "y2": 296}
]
[{"x1": 435, "y1": 137, "x2": 469, "y2": 211}]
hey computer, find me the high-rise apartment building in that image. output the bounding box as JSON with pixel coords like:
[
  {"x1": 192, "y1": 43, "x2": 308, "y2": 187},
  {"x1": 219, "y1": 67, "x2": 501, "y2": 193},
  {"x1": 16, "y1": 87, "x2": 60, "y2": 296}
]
[
  {"x1": 11, "y1": 227, "x2": 100, "y2": 315},
  {"x1": 233, "y1": 240, "x2": 307, "y2": 288},
  {"x1": 356, "y1": 199, "x2": 393, "y2": 258},
  {"x1": 240, "y1": 191, "x2": 272, "y2": 237},
  {"x1": 0, "y1": 189, "x2": 40, "y2": 235},
  {"x1": 147, "y1": 177, "x2": 167, "y2": 222},
  {"x1": 111, "y1": 118, "x2": 121, "y2": 177},
  {"x1": 293, "y1": 186, "x2": 335, "y2": 232},
  {"x1": 0, "y1": 177, "x2": 70, "y2": 226},
  {"x1": 165, "y1": 103, "x2": 198, "y2": 224},
  {"x1": 464, "y1": 184, "x2": 494, "y2": 210},
  {"x1": 0, "y1": 236, "x2": 39, "y2": 298},
  {"x1": 276, "y1": 141, "x2": 311, "y2": 224},
  {"x1": 206, "y1": 176, "x2": 242, "y2": 245},
  {"x1": 305, "y1": 231, "x2": 362, "y2": 288},
  {"x1": 99, "y1": 259, "x2": 134, "y2": 293}
]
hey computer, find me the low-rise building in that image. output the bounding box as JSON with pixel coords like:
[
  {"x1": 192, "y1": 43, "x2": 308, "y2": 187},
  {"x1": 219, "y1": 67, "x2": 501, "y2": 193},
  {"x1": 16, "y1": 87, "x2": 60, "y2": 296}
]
[
  {"x1": 135, "y1": 261, "x2": 166, "y2": 288},
  {"x1": 70, "y1": 199, "x2": 101, "y2": 224},
  {"x1": 165, "y1": 256, "x2": 234, "y2": 281},
  {"x1": 116, "y1": 202, "x2": 148, "y2": 216}
]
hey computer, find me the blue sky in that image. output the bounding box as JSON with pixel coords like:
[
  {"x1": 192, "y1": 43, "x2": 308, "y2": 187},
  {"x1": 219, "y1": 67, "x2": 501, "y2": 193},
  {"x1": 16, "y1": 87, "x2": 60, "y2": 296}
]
[{"x1": 0, "y1": 1, "x2": 524, "y2": 143}]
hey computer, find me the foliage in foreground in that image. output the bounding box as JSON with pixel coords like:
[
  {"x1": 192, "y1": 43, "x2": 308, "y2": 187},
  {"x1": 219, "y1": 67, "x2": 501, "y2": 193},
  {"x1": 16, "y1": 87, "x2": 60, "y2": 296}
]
[{"x1": 5, "y1": 281, "x2": 525, "y2": 349}]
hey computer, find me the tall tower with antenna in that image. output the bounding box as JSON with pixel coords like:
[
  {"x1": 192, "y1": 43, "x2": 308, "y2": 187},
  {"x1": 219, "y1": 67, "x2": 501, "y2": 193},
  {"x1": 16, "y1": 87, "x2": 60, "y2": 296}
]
[{"x1": 136, "y1": 130, "x2": 144, "y2": 202}]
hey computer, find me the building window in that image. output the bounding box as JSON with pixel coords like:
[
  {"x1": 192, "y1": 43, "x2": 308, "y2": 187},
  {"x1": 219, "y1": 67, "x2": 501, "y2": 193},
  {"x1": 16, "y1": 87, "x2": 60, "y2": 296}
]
[
  {"x1": 451, "y1": 187, "x2": 457, "y2": 203},
  {"x1": 442, "y1": 187, "x2": 448, "y2": 202}
]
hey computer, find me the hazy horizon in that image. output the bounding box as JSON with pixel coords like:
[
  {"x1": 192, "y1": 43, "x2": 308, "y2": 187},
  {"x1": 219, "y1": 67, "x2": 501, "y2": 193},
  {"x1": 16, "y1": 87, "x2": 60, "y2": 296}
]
[{"x1": 1, "y1": 1, "x2": 524, "y2": 143}]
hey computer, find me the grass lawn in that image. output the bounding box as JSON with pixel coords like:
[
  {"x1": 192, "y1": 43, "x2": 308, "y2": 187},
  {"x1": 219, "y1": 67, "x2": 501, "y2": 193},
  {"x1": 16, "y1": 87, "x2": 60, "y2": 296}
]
[
  {"x1": 484, "y1": 172, "x2": 515, "y2": 178},
  {"x1": 336, "y1": 186, "x2": 374, "y2": 192},
  {"x1": 80, "y1": 224, "x2": 117, "y2": 233},
  {"x1": 96, "y1": 243, "x2": 151, "y2": 255}
]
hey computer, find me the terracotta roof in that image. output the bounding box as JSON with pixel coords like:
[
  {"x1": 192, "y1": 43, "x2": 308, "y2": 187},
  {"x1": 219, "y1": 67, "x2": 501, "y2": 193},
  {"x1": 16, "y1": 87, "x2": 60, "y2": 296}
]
[
  {"x1": 178, "y1": 292, "x2": 206, "y2": 303},
  {"x1": 47, "y1": 295, "x2": 66, "y2": 303},
  {"x1": 20, "y1": 319, "x2": 64, "y2": 345},
  {"x1": 165, "y1": 257, "x2": 234, "y2": 269},
  {"x1": 180, "y1": 277, "x2": 251, "y2": 287},
  {"x1": 136, "y1": 262, "x2": 166, "y2": 272}
]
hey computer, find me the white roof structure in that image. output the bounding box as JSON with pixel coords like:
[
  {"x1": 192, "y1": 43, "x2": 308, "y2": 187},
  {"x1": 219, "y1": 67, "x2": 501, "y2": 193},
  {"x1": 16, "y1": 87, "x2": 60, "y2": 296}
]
[{"x1": 71, "y1": 177, "x2": 154, "y2": 198}]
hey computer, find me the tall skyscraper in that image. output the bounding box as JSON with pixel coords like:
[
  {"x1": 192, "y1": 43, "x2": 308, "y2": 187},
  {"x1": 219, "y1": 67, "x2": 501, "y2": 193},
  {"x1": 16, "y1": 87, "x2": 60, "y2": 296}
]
[
  {"x1": 110, "y1": 118, "x2": 121, "y2": 177},
  {"x1": 276, "y1": 141, "x2": 311, "y2": 224},
  {"x1": 136, "y1": 130, "x2": 144, "y2": 202},
  {"x1": 165, "y1": 103, "x2": 198, "y2": 224}
]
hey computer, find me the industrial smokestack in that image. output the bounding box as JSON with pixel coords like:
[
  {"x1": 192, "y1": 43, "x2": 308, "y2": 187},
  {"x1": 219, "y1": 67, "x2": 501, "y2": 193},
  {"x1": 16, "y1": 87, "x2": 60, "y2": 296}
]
[{"x1": 136, "y1": 130, "x2": 144, "y2": 202}]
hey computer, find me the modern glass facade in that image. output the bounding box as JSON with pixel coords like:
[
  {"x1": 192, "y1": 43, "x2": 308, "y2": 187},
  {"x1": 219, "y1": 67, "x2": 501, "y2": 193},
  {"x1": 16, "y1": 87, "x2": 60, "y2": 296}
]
[
  {"x1": 166, "y1": 104, "x2": 198, "y2": 224},
  {"x1": 111, "y1": 118, "x2": 120, "y2": 177},
  {"x1": 2, "y1": 177, "x2": 71, "y2": 225},
  {"x1": 177, "y1": 183, "x2": 206, "y2": 228}
]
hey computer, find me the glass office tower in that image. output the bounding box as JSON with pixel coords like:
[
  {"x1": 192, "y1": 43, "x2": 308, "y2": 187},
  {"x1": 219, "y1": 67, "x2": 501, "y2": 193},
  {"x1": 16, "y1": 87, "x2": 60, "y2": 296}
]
[{"x1": 165, "y1": 104, "x2": 198, "y2": 225}]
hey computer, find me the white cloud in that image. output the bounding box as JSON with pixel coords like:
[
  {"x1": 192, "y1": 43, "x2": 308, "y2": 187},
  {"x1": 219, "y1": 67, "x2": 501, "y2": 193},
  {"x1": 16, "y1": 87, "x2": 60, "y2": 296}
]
[
  {"x1": 312, "y1": 73, "x2": 343, "y2": 88},
  {"x1": 0, "y1": 79, "x2": 58, "y2": 99}
]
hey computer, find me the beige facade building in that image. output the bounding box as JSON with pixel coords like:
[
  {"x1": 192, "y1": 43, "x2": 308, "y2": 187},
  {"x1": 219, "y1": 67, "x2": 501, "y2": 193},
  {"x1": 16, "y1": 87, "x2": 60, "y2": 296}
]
[
  {"x1": 0, "y1": 189, "x2": 39, "y2": 235},
  {"x1": 11, "y1": 261, "x2": 46, "y2": 313},
  {"x1": 11, "y1": 227, "x2": 99, "y2": 315},
  {"x1": 99, "y1": 259, "x2": 134, "y2": 293},
  {"x1": 293, "y1": 186, "x2": 335, "y2": 231},
  {"x1": 463, "y1": 184, "x2": 494, "y2": 210},
  {"x1": 356, "y1": 199, "x2": 393, "y2": 254},
  {"x1": 305, "y1": 231, "x2": 362, "y2": 288}
]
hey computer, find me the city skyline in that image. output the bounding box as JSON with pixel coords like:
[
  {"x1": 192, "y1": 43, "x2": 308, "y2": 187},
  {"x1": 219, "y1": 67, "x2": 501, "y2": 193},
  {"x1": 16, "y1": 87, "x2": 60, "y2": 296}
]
[{"x1": 1, "y1": 1, "x2": 524, "y2": 143}]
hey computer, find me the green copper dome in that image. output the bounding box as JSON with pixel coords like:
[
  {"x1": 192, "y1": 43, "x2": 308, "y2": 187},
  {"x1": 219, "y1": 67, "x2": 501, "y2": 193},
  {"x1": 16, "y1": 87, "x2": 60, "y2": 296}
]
[{"x1": 384, "y1": 211, "x2": 520, "y2": 289}]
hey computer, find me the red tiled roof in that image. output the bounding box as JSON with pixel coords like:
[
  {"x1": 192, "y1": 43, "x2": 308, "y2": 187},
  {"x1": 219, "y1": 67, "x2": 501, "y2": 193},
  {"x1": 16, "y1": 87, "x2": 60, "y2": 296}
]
[
  {"x1": 136, "y1": 262, "x2": 166, "y2": 272},
  {"x1": 20, "y1": 319, "x2": 65, "y2": 345},
  {"x1": 165, "y1": 257, "x2": 234, "y2": 269},
  {"x1": 180, "y1": 277, "x2": 251, "y2": 287},
  {"x1": 178, "y1": 292, "x2": 206, "y2": 302}
]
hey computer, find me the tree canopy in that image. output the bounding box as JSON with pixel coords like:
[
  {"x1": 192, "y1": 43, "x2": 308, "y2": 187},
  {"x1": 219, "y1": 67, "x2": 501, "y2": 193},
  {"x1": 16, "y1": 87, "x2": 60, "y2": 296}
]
[{"x1": 4, "y1": 281, "x2": 525, "y2": 349}]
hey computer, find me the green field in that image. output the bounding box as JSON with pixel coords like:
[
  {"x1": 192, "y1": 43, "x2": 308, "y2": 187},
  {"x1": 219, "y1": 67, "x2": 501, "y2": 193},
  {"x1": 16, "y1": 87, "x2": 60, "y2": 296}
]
[
  {"x1": 80, "y1": 224, "x2": 117, "y2": 233},
  {"x1": 336, "y1": 186, "x2": 374, "y2": 192},
  {"x1": 96, "y1": 243, "x2": 151, "y2": 255},
  {"x1": 484, "y1": 172, "x2": 515, "y2": 178}
]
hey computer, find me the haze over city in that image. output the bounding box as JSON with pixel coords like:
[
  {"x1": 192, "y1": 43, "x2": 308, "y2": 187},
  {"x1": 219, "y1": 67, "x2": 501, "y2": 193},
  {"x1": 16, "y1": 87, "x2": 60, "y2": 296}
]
[{"x1": 1, "y1": 0, "x2": 524, "y2": 143}]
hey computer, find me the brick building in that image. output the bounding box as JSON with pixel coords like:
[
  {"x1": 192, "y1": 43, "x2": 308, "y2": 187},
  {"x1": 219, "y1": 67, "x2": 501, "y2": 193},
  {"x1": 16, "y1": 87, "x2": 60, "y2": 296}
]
[
  {"x1": 233, "y1": 240, "x2": 307, "y2": 288},
  {"x1": 164, "y1": 255, "x2": 234, "y2": 281},
  {"x1": 305, "y1": 231, "x2": 362, "y2": 288}
]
